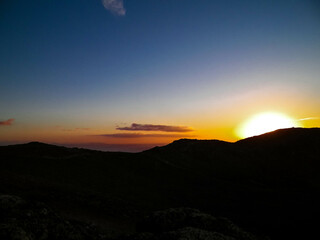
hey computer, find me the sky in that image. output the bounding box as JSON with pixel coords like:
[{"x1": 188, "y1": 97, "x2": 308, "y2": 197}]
[{"x1": 1, "y1": 0, "x2": 320, "y2": 151}]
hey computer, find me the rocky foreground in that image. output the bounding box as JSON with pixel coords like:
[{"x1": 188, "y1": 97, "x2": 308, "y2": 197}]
[{"x1": 0, "y1": 194, "x2": 267, "y2": 240}]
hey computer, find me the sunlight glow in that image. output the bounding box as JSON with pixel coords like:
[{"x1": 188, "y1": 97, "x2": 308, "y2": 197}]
[{"x1": 237, "y1": 112, "x2": 300, "y2": 139}]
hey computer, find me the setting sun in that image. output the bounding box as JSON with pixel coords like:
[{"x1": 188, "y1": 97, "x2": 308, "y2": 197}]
[{"x1": 237, "y1": 112, "x2": 300, "y2": 139}]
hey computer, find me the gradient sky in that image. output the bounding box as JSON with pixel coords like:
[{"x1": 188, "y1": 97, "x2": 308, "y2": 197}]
[{"x1": 1, "y1": 0, "x2": 320, "y2": 151}]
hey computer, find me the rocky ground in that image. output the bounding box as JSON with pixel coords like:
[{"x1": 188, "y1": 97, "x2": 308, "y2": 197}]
[
  {"x1": 0, "y1": 194, "x2": 106, "y2": 240},
  {"x1": 0, "y1": 194, "x2": 267, "y2": 240}
]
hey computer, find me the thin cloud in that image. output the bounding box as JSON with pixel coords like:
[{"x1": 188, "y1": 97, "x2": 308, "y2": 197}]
[
  {"x1": 97, "y1": 133, "x2": 196, "y2": 138},
  {"x1": 102, "y1": 0, "x2": 126, "y2": 16},
  {"x1": 57, "y1": 126, "x2": 91, "y2": 132},
  {"x1": 75, "y1": 128, "x2": 91, "y2": 131},
  {"x1": 298, "y1": 117, "x2": 319, "y2": 121},
  {"x1": 0, "y1": 118, "x2": 14, "y2": 126},
  {"x1": 116, "y1": 123, "x2": 193, "y2": 132},
  {"x1": 62, "y1": 129, "x2": 73, "y2": 132}
]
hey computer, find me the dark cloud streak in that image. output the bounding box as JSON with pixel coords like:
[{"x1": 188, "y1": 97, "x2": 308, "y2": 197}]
[
  {"x1": 116, "y1": 123, "x2": 193, "y2": 132},
  {"x1": 0, "y1": 118, "x2": 14, "y2": 126},
  {"x1": 97, "y1": 133, "x2": 196, "y2": 138}
]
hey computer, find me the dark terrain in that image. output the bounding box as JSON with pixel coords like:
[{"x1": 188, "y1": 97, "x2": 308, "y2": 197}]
[{"x1": 0, "y1": 128, "x2": 319, "y2": 239}]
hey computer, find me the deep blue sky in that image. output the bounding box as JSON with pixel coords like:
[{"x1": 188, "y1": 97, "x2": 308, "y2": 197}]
[{"x1": 1, "y1": 0, "x2": 320, "y2": 149}]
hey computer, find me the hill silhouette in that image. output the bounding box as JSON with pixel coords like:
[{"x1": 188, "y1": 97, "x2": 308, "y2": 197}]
[{"x1": 0, "y1": 128, "x2": 319, "y2": 239}]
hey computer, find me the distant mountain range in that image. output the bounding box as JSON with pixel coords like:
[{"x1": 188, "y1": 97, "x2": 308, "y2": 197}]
[{"x1": 0, "y1": 128, "x2": 319, "y2": 240}]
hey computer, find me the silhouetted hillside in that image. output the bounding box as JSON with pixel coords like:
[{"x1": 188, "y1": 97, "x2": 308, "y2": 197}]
[{"x1": 0, "y1": 128, "x2": 319, "y2": 239}]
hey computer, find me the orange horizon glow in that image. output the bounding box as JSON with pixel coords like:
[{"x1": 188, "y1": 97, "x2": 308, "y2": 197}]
[{"x1": 1, "y1": 109, "x2": 319, "y2": 152}]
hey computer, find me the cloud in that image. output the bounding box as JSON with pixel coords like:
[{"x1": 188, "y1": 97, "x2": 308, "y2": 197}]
[
  {"x1": 0, "y1": 118, "x2": 14, "y2": 126},
  {"x1": 97, "y1": 133, "x2": 196, "y2": 138},
  {"x1": 298, "y1": 117, "x2": 319, "y2": 121},
  {"x1": 116, "y1": 123, "x2": 193, "y2": 132},
  {"x1": 55, "y1": 126, "x2": 91, "y2": 132},
  {"x1": 62, "y1": 129, "x2": 73, "y2": 132},
  {"x1": 102, "y1": 0, "x2": 126, "y2": 16}
]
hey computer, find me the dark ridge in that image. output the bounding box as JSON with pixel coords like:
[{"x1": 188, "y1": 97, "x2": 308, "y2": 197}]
[
  {"x1": 145, "y1": 138, "x2": 232, "y2": 155},
  {"x1": 0, "y1": 141, "x2": 81, "y2": 158},
  {"x1": 236, "y1": 127, "x2": 320, "y2": 145}
]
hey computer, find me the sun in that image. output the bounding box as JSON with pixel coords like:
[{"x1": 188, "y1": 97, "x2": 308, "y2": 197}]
[{"x1": 236, "y1": 112, "x2": 300, "y2": 139}]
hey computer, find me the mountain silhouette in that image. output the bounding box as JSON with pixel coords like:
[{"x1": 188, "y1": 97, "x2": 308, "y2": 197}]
[{"x1": 0, "y1": 128, "x2": 319, "y2": 239}]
